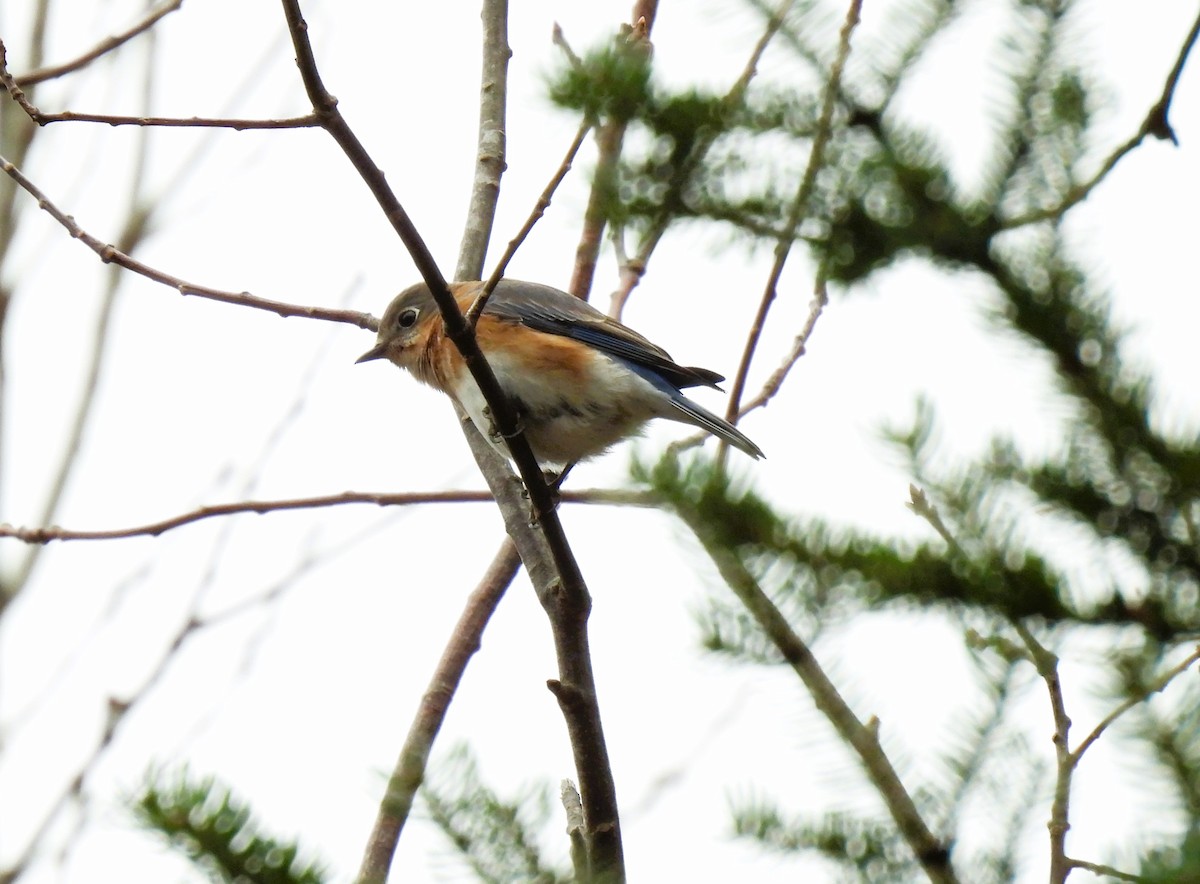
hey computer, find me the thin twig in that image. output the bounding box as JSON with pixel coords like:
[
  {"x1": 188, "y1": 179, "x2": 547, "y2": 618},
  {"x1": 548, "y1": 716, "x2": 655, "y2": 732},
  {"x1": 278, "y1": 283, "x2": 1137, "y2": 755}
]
[
  {"x1": 9, "y1": 29, "x2": 160, "y2": 594},
  {"x1": 0, "y1": 155, "x2": 374, "y2": 327},
  {"x1": 14, "y1": 0, "x2": 184, "y2": 86},
  {"x1": 738, "y1": 270, "x2": 828, "y2": 414},
  {"x1": 0, "y1": 488, "x2": 651, "y2": 544},
  {"x1": 568, "y1": 4, "x2": 657, "y2": 302},
  {"x1": 716, "y1": 0, "x2": 859, "y2": 468},
  {"x1": 1064, "y1": 857, "x2": 1143, "y2": 882},
  {"x1": 2, "y1": 42, "x2": 318, "y2": 130},
  {"x1": 664, "y1": 271, "x2": 828, "y2": 460},
  {"x1": 1001, "y1": 6, "x2": 1200, "y2": 229},
  {"x1": 22, "y1": 110, "x2": 321, "y2": 129},
  {"x1": 0, "y1": 527, "x2": 338, "y2": 884},
  {"x1": 607, "y1": 0, "x2": 797, "y2": 320},
  {"x1": 467, "y1": 121, "x2": 591, "y2": 325},
  {"x1": 1014, "y1": 621, "x2": 1073, "y2": 884},
  {"x1": 1069, "y1": 645, "x2": 1200, "y2": 766},
  {"x1": 906, "y1": 485, "x2": 968, "y2": 558},
  {"x1": 908, "y1": 485, "x2": 1072, "y2": 884},
  {"x1": 552, "y1": 23, "x2": 582, "y2": 67},
  {"x1": 357, "y1": 540, "x2": 522, "y2": 882}
]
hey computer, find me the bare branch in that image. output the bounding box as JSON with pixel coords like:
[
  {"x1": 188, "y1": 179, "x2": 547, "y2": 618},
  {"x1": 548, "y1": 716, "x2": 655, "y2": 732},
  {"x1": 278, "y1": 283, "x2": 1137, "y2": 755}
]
[
  {"x1": 908, "y1": 485, "x2": 1073, "y2": 884},
  {"x1": 717, "y1": 0, "x2": 859, "y2": 468},
  {"x1": 0, "y1": 155, "x2": 374, "y2": 327},
  {"x1": 568, "y1": 2, "x2": 657, "y2": 302},
  {"x1": 1013, "y1": 622, "x2": 1073, "y2": 884},
  {"x1": 664, "y1": 271, "x2": 828, "y2": 461},
  {"x1": 357, "y1": 540, "x2": 522, "y2": 882},
  {"x1": 14, "y1": 0, "x2": 184, "y2": 86},
  {"x1": 1, "y1": 37, "x2": 317, "y2": 130},
  {"x1": 8, "y1": 29, "x2": 160, "y2": 596},
  {"x1": 0, "y1": 488, "x2": 651, "y2": 544},
  {"x1": 737, "y1": 270, "x2": 828, "y2": 415},
  {"x1": 455, "y1": 0, "x2": 511, "y2": 282},
  {"x1": 467, "y1": 120, "x2": 591, "y2": 325},
  {"x1": 23, "y1": 111, "x2": 320, "y2": 129},
  {"x1": 906, "y1": 485, "x2": 969, "y2": 558},
  {"x1": 1070, "y1": 645, "x2": 1200, "y2": 765},
  {"x1": 608, "y1": 0, "x2": 798, "y2": 320},
  {"x1": 1001, "y1": 7, "x2": 1200, "y2": 229},
  {"x1": 552, "y1": 23, "x2": 582, "y2": 67},
  {"x1": 1064, "y1": 857, "x2": 1143, "y2": 882}
]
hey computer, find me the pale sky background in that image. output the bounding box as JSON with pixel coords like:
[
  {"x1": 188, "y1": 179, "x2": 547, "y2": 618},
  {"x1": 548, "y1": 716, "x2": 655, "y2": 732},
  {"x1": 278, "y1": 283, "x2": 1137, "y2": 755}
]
[{"x1": 1, "y1": 0, "x2": 1198, "y2": 882}]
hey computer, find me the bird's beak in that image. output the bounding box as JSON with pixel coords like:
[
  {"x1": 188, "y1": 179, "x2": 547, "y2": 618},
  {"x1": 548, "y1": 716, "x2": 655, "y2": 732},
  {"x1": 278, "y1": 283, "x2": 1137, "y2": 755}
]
[{"x1": 356, "y1": 341, "x2": 388, "y2": 364}]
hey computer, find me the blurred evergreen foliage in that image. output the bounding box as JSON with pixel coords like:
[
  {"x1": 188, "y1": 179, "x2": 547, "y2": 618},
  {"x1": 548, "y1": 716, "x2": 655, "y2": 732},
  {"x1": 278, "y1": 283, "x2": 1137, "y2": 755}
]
[
  {"x1": 134, "y1": 768, "x2": 328, "y2": 884},
  {"x1": 144, "y1": 0, "x2": 1198, "y2": 880},
  {"x1": 420, "y1": 745, "x2": 571, "y2": 884},
  {"x1": 548, "y1": 0, "x2": 1200, "y2": 878}
]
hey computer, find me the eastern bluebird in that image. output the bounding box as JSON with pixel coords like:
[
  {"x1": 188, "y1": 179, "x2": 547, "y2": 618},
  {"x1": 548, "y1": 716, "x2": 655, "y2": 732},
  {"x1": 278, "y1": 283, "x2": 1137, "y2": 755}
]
[{"x1": 357, "y1": 279, "x2": 764, "y2": 468}]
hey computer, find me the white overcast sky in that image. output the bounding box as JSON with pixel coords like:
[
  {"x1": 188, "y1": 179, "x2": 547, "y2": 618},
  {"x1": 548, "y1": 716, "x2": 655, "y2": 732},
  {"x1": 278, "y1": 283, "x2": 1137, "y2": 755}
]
[{"x1": 1, "y1": 1, "x2": 1198, "y2": 882}]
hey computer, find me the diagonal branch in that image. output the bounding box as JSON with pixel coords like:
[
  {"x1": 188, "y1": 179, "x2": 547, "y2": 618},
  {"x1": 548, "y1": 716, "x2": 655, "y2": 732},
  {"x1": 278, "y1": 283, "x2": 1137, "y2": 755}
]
[
  {"x1": 674, "y1": 498, "x2": 958, "y2": 884},
  {"x1": 277, "y1": 2, "x2": 625, "y2": 878},
  {"x1": 607, "y1": 0, "x2": 797, "y2": 320},
  {"x1": 14, "y1": 0, "x2": 184, "y2": 86},
  {"x1": 468, "y1": 120, "x2": 591, "y2": 325},
  {"x1": 1, "y1": 32, "x2": 318, "y2": 131},
  {"x1": 717, "y1": 0, "x2": 860, "y2": 467},
  {"x1": 0, "y1": 156, "x2": 373, "y2": 327},
  {"x1": 1000, "y1": 6, "x2": 1200, "y2": 229},
  {"x1": 1069, "y1": 644, "x2": 1200, "y2": 766},
  {"x1": 357, "y1": 539, "x2": 523, "y2": 882},
  {"x1": 568, "y1": 7, "x2": 656, "y2": 302}
]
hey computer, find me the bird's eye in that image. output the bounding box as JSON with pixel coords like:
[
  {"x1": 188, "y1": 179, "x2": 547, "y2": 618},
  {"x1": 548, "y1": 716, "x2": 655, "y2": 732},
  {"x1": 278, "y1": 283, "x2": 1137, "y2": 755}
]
[{"x1": 397, "y1": 307, "x2": 419, "y2": 329}]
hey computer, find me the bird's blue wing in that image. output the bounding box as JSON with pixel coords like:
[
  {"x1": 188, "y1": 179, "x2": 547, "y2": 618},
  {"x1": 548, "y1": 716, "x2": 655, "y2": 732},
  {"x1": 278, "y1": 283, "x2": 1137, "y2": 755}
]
[
  {"x1": 622, "y1": 362, "x2": 764, "y2": 459},
  {"x1": 484, "y1": 280, "x2": 725, "y2": 390}
]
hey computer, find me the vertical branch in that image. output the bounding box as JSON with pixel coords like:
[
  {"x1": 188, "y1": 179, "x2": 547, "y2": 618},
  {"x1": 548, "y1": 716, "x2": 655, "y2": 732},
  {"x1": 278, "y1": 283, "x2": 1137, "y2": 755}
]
[
  {"x1": 1011, "y1": 622, "x2": 1073, "y2": 884},
  {"x1": 455, "y1": 0, "x2": 510, "y2": 281},
  {"x1": 567, "y1": 2, "x2": 658, "y2": 301},
  {"x1": 908, "y1": 485, "x2": 1100, "y2": 883},
  {"x1": 359, "y1": 4, "x2": 522, "y2": 878}
]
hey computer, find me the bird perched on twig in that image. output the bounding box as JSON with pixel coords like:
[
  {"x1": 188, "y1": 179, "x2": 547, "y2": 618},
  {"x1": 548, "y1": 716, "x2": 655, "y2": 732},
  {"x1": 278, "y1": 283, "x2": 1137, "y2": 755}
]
[{"x1": 357, "y1": 279, "x2": 764, "y2": 469}]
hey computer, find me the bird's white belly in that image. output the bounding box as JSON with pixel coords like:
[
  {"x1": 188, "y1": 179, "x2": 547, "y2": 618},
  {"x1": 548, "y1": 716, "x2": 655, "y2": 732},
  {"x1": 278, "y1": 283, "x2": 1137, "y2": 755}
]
[{"x1": 450, "y1": 351, "x2": 664, "y2": 466}]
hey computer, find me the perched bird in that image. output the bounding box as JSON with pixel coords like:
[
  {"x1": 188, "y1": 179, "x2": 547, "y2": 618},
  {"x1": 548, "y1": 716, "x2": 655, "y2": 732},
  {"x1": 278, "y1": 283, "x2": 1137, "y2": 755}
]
[{"x1": 357, "y1": 279, "x2": 764, "y2": 468}]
